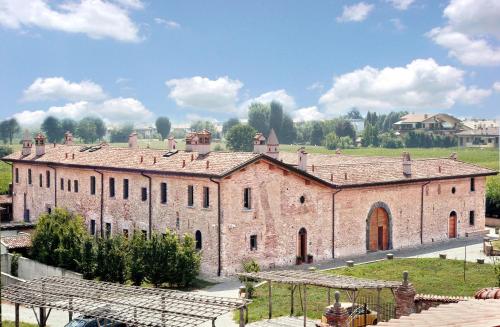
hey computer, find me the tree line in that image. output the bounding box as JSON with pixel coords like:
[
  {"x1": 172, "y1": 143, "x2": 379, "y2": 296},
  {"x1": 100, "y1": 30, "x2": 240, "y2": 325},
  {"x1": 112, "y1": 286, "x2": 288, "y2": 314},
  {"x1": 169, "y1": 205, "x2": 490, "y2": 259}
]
[
  {"x1": 39, "y1": 116, "x2": 107, "y2": 143},
  {"x1": 31, "y1": 208, "x2": 200, "y2": 287}
]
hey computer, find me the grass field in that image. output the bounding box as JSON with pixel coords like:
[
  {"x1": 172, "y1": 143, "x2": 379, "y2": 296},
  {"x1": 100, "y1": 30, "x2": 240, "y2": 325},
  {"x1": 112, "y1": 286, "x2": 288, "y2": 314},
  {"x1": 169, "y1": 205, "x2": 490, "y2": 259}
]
[
  {"x1": 242, "y1": 258, "x2": 498, "y2": 322},
  {"x1": 1, "y1": 321, "x2": 37, "y2": 327}
]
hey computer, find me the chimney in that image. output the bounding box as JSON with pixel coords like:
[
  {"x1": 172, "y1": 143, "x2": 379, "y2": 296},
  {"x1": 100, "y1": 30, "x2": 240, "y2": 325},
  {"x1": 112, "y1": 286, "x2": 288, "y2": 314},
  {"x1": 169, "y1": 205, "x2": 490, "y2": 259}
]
[
  {"x1": 266, "y1": 128, "x2": 279, "y2": 159},
  {"x1": 35, "y1": 132, "x2": 46, "y2": 156},
  {"x1": 253, "y1": 133, "x2": 267, "y2": 154},
  {"x1": 167, "y1": 136, "x2": 177, "y2": 151},
  {"x1": 64, "y1": 131, "x2": 74, "y2": 145},
  {"x1": 297, "y1": 147, "x2": 308, "y2": 171},
  {"x1": 128, "y1": 132, "x2": 138, "y2": 148},
  {"x1": 449, "y1": 152, "x2": 458, "y2": 160},
  {"x1": 188, "y1": 130, "x2": 211, "y2": 155},
  {"x1": 21, "y1": 130, "x2": 32, "y2": 156},
  {"x1": 402, "y1": 152, "x2": 411, "y2": 176}
]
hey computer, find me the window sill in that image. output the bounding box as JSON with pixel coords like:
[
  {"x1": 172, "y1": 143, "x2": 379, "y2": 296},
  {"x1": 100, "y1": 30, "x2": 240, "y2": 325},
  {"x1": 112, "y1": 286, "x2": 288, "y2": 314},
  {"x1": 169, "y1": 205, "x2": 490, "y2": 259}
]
[
  {"x1": 187, "y1": 205, "x2": 195, "y2": 209},
  {"x1": 201, "y1": 207, "x2": 212, "y2": 211},
  {"x1": 242, "y1": 208, "x2": 254, "y2": 212}
]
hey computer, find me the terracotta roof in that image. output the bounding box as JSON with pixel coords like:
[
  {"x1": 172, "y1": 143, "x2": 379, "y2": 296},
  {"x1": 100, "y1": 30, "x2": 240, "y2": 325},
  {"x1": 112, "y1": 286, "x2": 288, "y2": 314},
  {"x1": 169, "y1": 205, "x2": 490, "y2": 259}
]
[
  {"x1": 475, "y1": 288, "x2": 500, "y2": 300},
  {"x1": 1, "y1": 233, "x2": 31, "y2": 249},
  {"x1": 456, "y1": 128, "x2": 499, "y2": 136},
  {"x1": 414, "y1": 293, "x2": 471, "y2": 303},
  {"x1": 377, "y1": 299, "x2": 500, "y2": 326},
  {"x1": 396, "y1": 114, "x2": 432, "y2": 123},
  {"x1": 267, "y1": 129, "x2": 279, "y2": 145}
]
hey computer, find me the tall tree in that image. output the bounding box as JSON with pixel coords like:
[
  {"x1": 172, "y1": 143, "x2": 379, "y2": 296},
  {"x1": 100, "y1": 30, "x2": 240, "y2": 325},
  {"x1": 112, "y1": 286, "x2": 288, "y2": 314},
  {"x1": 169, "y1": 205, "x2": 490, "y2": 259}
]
[
  {"x1": 247, "y1": 103, "x2": 270, "y2": 135},
  {"x1": 155, "y1": 117, "x2": 171, "y2": 140},
  {"x1": 5, "y1": 118, "x2": 20, "y2": 144},
  {"x1": 0, "y1": 120, "x2": 9, "y2": 144},
  {"x1": 333, "y1": 118, "x2": 356, "y2": 141},
  {"x1": 310, "y1": 121, "x2": 324, "y2": 145},
  {"x1": 346, "y1": 108, "x2": 363, "y2": 120},
  {"x1": 76, "y1": 117, "x2": 106, "y2": 143},
  {"x1": 92, "y1": 117, "x2": 106, "y2": 140},
  {"x1": 226, "y1": 124, "x2": 257, "y2": 151},
  {"x1": 190, "y1": 120, "x2": 219, "y2": 138},
  {"x1": 222, "y1": 118, "x2": 240, "y2": 136},
  {"x1": 61, "y1": 118, "x2": 77, "y2": 134},
  {"x1": 128, "y1": 231, "x2": 146, "y2": 286},
  {"x1": 175, "y1": 234, "x2": 201, "y2": 287},
  {"x1": 41, "y1": 116, "x2": 63, "y2": 143},
  {"x1": 280, "y1": 114, "x2": 297, "y2": 144},
  {"x1": 269, "y1": 101, "x2": 283, "y2": 137},
  {"x1": 110, "y1": 124, "x2": 134, "y2": 143}
]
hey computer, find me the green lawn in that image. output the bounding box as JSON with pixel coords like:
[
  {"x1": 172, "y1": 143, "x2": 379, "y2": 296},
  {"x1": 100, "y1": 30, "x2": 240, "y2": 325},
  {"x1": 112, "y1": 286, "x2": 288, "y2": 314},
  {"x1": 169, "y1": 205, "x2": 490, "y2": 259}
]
[
  {"x1": 242, "y1": 258, "x2": 498, "y2": 323},
  {"x1": 2, "y1": 321, "x2": 38, "y2": 327},
  {"x1": 0, "y1": 161, "x2": 11, "y2": 194}
]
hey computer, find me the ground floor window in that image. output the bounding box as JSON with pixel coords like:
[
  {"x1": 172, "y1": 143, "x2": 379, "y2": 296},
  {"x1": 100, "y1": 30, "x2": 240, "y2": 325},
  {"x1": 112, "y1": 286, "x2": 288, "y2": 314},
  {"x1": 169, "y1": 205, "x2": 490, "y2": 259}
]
[
  {"x1": 105, "y1": 223, "x2": 111, "y2": 239},
  {"x1": 469, "y1": 210, "x2": 475, "y2": 226},
  {"x1": 195, "y1": 230, "x2": 202, "y2": 250},
  {"x1": 90, "y1": 219, "x2": 96, "y2": 235},
  {"x1": 250, "y1": 234, "x2": 258, "y2": 251}
]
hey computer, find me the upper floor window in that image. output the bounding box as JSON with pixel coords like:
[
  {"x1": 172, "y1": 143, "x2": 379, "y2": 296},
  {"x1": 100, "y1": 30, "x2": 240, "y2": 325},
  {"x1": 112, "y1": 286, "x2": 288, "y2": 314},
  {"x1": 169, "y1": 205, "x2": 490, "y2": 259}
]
[
  {"x1": 67, "y1": 179, "x2": 72, "y2": 192},
  {"x1": 141, "y1": 187, "x2": 148, "y2": 201},
  {"x1": 90, "y1": 219, "x2": 96, "y2": 236},
  {"x1": 28, "y1": 169, "x2": 32, "y2": 185},
  {"x1": 469, "y1": 210, "x2": 475, "y2": 225},
  {"x1": 243, "y1": 187, "x2": 252, "y2": 209},
  {"x1": 203, "y1": 186, "x2": 210, "y2": 208},
  {"x1": 74, "y1": 180, "x2": 79, "y2": 193},
  {"x1": 470, "y1": 178, "x2": 475, "y2": 192},
  {"x1": 123, "y1": 179, "x2": 129, "y2": 199},
  {"x1": 105, "y1": 222, "x2": 112, "y2": 239},
  {"x1": 90, "y1": 176, "x2": 96, "y2": 195},
  {"x1": 161, "y1": 182, "x2": 167, "y2": 204},
  {"x1": 46, "y1": 171, "x2": 50, "y2": 188},
  {"x1": 109, "y1": 177, "x2": 115, "y2": 197},
  {"x1": 15, "y1": 168, "x2": 19, "y2": 183},
  {"x1": 60, "y1": 178, "x2": 64, "y2": 191},
  {"x1": 187, "y1": 185, "x2": 194, "y2": 207},
  {"x1": 39, "y1": 174, "x2": 43, "y2": 187}
]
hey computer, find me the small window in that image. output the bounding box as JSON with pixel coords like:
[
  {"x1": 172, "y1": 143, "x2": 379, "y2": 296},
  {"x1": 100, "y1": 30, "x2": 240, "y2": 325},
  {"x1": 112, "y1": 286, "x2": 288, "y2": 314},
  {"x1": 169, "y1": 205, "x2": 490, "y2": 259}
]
[
  {"x1": 74, "y1": 180, "x2": 79, "y2": 193},
  {"x1": 109, "y1": 178, "x2": 115, "y2": 197},
  {"x1": 451, "y1": 187, "x2": 456, "y2": 194},
  {"x1": 470, "y1": 178, "x2": 475, "y2": 192},
  {"x1": 15, "y1": 168, "x2": 19, "y2": 183},
  {"x1": 67, "y1": 179, "x2": 71, "y2": 192},
  {"x1": 90, "y1": 220, "x2": 96, "y2": 236},
  {"x1": 300, "y1": 195, "x2": 305, "y2": 204},
  {"x1": 141, "y1": 230, "x2": 147, "y2": 239},
  {"x1": 187, "y1": 185, "x2": 194, "y2": 207},
  {"x1": 469, "y1": 211, "x2": 475, "y2": 225},
  {"x1": 250, "y1": 235, "x2": 258, "y2": 251},
  {"x1": 123, "y1": 229, "x2": 129, "y2": 239},
  {"x1": 243, "y1": 187, "x2": 252, "y2": 209},
  {"x1": 123, "y1": 179, "x2": 129, "y2": 199},
  {"x1": 161, "y1": 182, "x2": 167, "y2": 204},
  {"x1": 90, "y1": 176, "x2": 96, "y2": 195},
  {"x1": 46, "y1": 171, "x2": 50, "y2": 188},
  {"x1": 105, "y1": 223, "x2": 111, "y2": 239},
  {"x1": 141, "y1": 187, "x2": 148, "y2": 201},
  {"x1": 438, "y1": 184, "x2": 441, "y2": 194},
  {"x1": 28, "y1": 169, "x2": 32, "y2": 185},
  {"x1": 195, "y1": 230, "x2": 202, "y2": 250},
  {"x1": 60, "y1": 178, "x2": 64, "y2": 191},
  {"x1": 39, "y1": 174, "x2": 43, "y2": 187},
  {"x1": 203, "y1": 186, "x2": 210, "y2": 208}
]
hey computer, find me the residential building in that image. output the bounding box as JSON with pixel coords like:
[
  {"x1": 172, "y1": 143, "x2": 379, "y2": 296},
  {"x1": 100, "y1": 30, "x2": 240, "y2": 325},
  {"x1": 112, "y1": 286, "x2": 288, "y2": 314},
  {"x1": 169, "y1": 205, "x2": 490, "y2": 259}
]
[
  {"x1": 456, "y1": 127, "x2": 499, "y2": 148},
  {"x1": 393, "y1": 113, "x2": 462, "y2": 136}
]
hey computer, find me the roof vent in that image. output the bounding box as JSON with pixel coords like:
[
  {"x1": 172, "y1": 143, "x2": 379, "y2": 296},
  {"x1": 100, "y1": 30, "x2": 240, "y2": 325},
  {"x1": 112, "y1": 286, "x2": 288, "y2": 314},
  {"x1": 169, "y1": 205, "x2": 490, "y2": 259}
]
[
  {"x1": 206, "y1": 161, "x2": 210, "y2": 169},
  {"x1": 449, "y1": 152, "x2": 458, "y2": 160},
  {"x1": 72, "y1": 153, "x2": 75, "y2": 160},
  {"x1": 140, "y1": 156, "x2": 143, "y2": 163},
  {"x1": 182, "y1": 160, "x2": 186, "y2": 168},
  {"x1": 153, "y1": 157, "x2": 157, "y2": 164}
]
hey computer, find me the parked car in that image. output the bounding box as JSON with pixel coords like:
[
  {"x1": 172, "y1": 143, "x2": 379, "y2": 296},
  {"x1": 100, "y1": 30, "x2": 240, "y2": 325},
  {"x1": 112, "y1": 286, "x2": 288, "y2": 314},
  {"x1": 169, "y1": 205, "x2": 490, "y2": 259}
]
[{"x1": 64, "y1": 316, "x2": 127, "y2": 327}]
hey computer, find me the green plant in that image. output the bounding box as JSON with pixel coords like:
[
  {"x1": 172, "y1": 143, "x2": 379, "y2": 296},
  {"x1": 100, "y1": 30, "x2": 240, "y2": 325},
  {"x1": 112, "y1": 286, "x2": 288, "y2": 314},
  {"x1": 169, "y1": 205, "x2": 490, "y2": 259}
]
[
  {"x1": 128, "y1": 231, "x2": 146, "y2": 286},
  {"x1": 78, "y1": 237, "x2": 96, "y2": 279},
  {"x1": 241, "y1": 259, "x2": 260, "y2": 299},
  {"x1": 175, "y1": 233, "x2": 201, "y2": 287},
  {"x1": 10, "y1": 253, "x2": 20, "y2": 277}
]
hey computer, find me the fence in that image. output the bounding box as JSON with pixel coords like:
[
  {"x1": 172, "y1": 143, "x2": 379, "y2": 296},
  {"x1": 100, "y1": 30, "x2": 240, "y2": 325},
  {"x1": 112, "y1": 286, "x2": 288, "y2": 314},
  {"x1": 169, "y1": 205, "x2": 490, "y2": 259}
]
[{"x1": 348, "y1": 295, "x2": 396, "y2": 326}]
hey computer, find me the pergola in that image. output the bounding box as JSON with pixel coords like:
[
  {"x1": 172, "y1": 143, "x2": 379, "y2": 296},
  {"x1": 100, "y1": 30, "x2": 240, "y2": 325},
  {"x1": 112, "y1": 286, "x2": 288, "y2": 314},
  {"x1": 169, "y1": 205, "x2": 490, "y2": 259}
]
[
  {"x1": 238, "y1": 270, "x2": 402, "y2": 327},
  {"x1": 1, "y1": 276, "x2": 250, "y2": 327}
]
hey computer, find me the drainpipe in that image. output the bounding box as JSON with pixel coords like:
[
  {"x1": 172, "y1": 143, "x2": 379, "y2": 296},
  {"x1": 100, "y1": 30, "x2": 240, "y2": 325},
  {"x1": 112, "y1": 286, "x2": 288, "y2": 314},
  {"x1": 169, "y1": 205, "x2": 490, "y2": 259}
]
[
  {"x1": 141, "y1": 172, "x2": 153, "y2": 239},
  {"x1": 209, "y1": 177, "x2": 222, "y2": 277},
  {"x1": 47, "y1": 165, "x2": 57, "y2": 207},
  {"x1": 94, "y1": 170, "x2": 104, "y2": 238},
  {"x1": 332, "y1": 189, "x2": 342, "y2": 259},
  {"x1": 420, "y1": 181, "x2": 431, "y2": 244}
]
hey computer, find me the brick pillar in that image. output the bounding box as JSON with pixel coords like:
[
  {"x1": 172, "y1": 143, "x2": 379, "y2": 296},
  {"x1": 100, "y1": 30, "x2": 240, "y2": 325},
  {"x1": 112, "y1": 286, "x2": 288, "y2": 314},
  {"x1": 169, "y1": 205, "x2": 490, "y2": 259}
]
[
  {"x1": 322, "y1": 291, "x2": 349, "y2": 327},
  {"x1": 394, "y1": 271, "x2": 416, "y2": 318}
]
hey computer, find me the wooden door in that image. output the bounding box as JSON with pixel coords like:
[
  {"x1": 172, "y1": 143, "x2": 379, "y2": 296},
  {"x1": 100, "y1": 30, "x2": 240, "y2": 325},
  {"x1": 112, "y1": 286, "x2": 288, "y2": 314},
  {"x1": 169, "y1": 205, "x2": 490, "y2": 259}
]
[
  {"x1": 369, "y1": 208, "x2": 389, "y2": 251},
  {"x1": 449, "y1": 213, "x2": 457, "y2": 238},
  {"x1": 298, "y1": 228, "x2": 307, "y2": 260}
]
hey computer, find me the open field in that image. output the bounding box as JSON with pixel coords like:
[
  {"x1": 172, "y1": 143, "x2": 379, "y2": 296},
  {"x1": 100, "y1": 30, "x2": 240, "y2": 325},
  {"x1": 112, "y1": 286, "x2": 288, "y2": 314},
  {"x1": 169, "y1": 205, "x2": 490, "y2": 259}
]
[
  {"x1": 1, "y1": 321, "x2": 37, "y2": 327},
  {"x1": 243, "y1": 258, "x2": 498, "y2": 322}
]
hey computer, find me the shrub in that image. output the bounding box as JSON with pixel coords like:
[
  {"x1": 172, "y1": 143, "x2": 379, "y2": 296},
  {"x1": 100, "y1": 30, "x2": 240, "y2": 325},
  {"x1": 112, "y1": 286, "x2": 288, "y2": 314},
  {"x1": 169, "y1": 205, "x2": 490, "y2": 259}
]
[
  {"x1": 175, "y1": 234, "x2": 201, "y2": 287},
  {"x1": 128, "y1": 231, "x2": 146, "y2": 286},
  {"x1": 145, "y1": 232, "x2": 171, "y2": 287},
  {"x1": 95, "y1": 236, "x2": 127, "y2": 284},
  {"x1": 487, "y1": 177, "x2": 500, "y2": 218},
  {"x1": 325, "y1": 132, "x2": 354, "y2": 150},
  {"x1": 0, "y1": 145, "x2": 13, "y2": 157},
  {"x1": 379, "y1": 133, "x2": 404, "y2": 148},
  {"x1": 78, "y1": 237, "x2": 96, "y2": 279},
  {"x1": 241, "y1": 259, "x2": 260, "y2": 299},
  {"x1": 11, "y1": 253, "x2": 20, "y2": 277}
]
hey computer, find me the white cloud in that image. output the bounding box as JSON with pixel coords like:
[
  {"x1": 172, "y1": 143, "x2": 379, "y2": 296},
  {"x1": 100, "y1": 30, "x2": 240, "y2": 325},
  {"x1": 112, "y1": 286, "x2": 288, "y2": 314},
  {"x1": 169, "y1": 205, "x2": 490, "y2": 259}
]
[
  {"x1": 337, "y1": 2, "x2": 374, "y2": 23},
  {"x1": 166, "y1": 76, "x2": 243, "y2": 112},
  {"x1": 13, "y1": 97, "x2": 154, "y2": 128},
  {"x1": 493, "y1": 82, "x2": 500, "y2": 92},
  {"x1": 22, "y1": 77, "x2": 107, "y2": 102},
  {"x1": 390, "y1": 18, "x2": 405, "y2": 31},
  {"x1": 427, "y1": 0, "x2": 500, "y2": 66},
  {"x1": 307, "y1": 82, "x2": 324, "y2": 92},
  {"x1": 155, "y1": 18, "x2": 180, "y2": 29},
  {"x1": 319, "y1": 58, "x2": 491, "y2": 114},
  {"x1": 386, "y1": 0, "x2": 414, "y2": 10},
  {"x1": 239, "y1": 89, "x2": 296, "y2": 115},
  {"x1": 0, "y1": 0, "x2": 141, "y2": 42},
  {"x1": 112, "y1": 0, "x2": 143, "y2": 9},
  {"x1": 292, "y1": 106, "x2": 326, "y2": 122}
]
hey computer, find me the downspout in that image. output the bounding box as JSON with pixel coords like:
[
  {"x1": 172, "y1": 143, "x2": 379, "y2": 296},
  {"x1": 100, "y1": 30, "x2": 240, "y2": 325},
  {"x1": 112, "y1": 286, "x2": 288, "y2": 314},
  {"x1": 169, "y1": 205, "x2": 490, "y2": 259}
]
[
  {"x1": 141, "y1": 172, "x2": 152, "y2": 239},
  {"x1": 420, "y1": 181, "x2": 431, "y2": 244},
  {"x1": 209, "y1": 177, "x2": 222, "y2": 277},
  {"x1": 47, "y1": 165, "x2": 57, "y2": 207},
  {"x1": 332, "y1": 189, "x2": 342, "y2": 259},
  {"x1": 94, "y1": 169, "x2": 104, "y2": 238},
  {"x1": 4, "y1": 162, "x2": 13, "y2": 219}
]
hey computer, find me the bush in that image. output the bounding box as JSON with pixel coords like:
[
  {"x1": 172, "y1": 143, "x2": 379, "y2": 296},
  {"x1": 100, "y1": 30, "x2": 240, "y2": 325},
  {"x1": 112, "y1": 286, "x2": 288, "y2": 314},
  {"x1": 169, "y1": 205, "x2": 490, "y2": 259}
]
[
  {"x1": 487, "y1": 177, "x2": 500, "y2": 218},
  {"x1": 0, "y1": 145, "x2": 13, "y2": 157},
  {"x1": 175, "y1": 234, "x2": 201, "y2": 287},
  {"x1": 241, "y1": 259, "x2": 260, "y2": 298},
  {"x1": 11, "y1": 253, "x2": 20, "y2": 277},
  {"x1": 325, "y1": 132, "x2": 354, "y2": 150},
  {"x1": 379, "y1": 133, "x2": 404, "y2": 148},
  {"x1": 79, "y1": 237, "x2": 96, "y2": 279},
  {"x1": 95, "y1": 236, "x2": 127, "y2": 284},
  {"x1": 128, "y1": 231, "x2": 146, "y2": 286}
]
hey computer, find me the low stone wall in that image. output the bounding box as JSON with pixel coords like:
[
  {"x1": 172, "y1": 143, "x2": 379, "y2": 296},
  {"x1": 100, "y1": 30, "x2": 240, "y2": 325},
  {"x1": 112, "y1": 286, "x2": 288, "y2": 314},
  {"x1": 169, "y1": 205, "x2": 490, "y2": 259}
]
[
  {"x1": 414, "y1": 294, "x2": 471, "y2": 313},
  {"x1": 1, "y1": 271, "x2": 24, "y2": 285},
  {"x1": 1, "y1": 253, "x2": 82, "y2": 284}
]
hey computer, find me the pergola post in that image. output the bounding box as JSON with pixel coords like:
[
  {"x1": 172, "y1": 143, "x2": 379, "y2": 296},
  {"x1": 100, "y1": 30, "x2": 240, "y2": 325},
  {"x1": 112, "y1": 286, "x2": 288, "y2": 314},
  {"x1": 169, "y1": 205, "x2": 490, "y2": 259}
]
[
  {"x1": 303, "y1": 284, "x2": 307, "y2": 327},
  {"x1": 68, "y1": 296, "x2": 73, "y2": 322},
  {"x1": 290, "y1": 284, "x2": 295, "y2": 316},
  {"x1": 39, "y1": 307, "x2": 46, "y2": 327},
  {"x1": 328, "y1": 288, "x2": 331, "y2": 305},
  {"x1": 14, "y1": 303, "x2": 19, "y2": 327},
  {"x1": 268, "y1": 280, "x2": 272, "y2": 320},
  {"x1": 239, "y1": 307, "x2": 245, "y2": 327}
]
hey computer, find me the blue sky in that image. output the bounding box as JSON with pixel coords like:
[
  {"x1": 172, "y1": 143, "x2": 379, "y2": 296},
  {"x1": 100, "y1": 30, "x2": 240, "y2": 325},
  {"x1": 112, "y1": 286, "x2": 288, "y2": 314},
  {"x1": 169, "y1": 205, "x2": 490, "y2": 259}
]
[{"x1": 0, "y1": 0, "x2": 499, "y2": 127}]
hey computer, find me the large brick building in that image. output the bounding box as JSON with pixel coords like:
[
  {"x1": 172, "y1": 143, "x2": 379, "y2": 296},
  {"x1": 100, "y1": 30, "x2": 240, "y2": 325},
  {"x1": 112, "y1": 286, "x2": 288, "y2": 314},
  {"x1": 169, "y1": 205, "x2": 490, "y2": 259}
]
[{"x1": 2, "y1": 130, "x2": 496, "y2": 276}]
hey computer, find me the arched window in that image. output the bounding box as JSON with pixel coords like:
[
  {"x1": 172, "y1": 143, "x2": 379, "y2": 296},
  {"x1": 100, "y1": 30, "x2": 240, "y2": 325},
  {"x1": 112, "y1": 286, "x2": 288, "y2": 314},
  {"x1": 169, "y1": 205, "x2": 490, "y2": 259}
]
[{"x1": 195, "y1": 230, "x2": 202, "y2": 250}]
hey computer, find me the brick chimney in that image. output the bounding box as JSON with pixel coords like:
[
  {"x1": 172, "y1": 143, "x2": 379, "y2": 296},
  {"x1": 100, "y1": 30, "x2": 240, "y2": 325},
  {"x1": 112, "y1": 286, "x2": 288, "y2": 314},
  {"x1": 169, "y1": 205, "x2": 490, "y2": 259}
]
[
  {"x1": 167, "y1": 136, "x2": 177, "y2": 151},
  {"x1": 35, "y1": 132, "x2": 46, "y2": 156},
  {"x1": 21, "y1": 130, "x2": 32, "y2": 156},
  {"x1": 402, "y1": 152, "x2": 411, "y2": 176},
  {"x1": 186, "y1": 130, "x2": 211, "y2": 155},
  {"x1": 297, "y1": 147, "x2": 307, "y2": 171},
  {"x1": 64, "y1": 131, "x2": 74, "y2": 145},
  {"x1": 253, "y1": 133, "x2": 267, "y2": 154},
  {"x1": 395, "y1": 271, "x2": 416, "y2": 318},
  {"x1": 321, "y1": 291, "x2": 349, "y2": 326},
  {"x1": 128, "y1": 132, "x2": 138, "y2": 148},
  {"x1": 266, "y1": 128, "x2": 279, "y2": 159}
]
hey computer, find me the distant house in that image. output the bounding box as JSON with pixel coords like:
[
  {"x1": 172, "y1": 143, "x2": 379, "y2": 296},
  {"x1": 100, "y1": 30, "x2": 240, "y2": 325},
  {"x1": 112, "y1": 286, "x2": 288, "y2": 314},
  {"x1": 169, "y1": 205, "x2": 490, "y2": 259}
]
[
  {"x1": 462, "y1": 119, "x2": 498, "y2": 131},
  {"x1": 393, "y1": 113, "x2": 462, "y2": 136},
  {"x1": 456, "y1": 127, "x2": 499, "y2": 148}
]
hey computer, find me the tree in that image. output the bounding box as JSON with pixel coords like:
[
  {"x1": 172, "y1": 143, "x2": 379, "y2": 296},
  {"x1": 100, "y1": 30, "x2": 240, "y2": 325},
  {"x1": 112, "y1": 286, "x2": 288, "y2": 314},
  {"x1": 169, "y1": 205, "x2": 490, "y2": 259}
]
[
  {"x1": 61, "y1": 118, "x2": 77, "y2": 134},
  {"x1": 222, "y1": 118, "x2": 240, "y2": 136},
  {"x1": 128, "y1": 231, "x2": 146, "y2": 286},
  {"x1": 145, "y1": 232, "x2": 170, "y2": 287},
  {"x1": 248, "y1": 103, "x2": 270, "y2": 135},
  {"x1": 175, "y1": 234, "x2": 201, "y2": 287},
  {"x1": 110, "y1": 124, "x2": 134, "y2": 143},
  {"x1": 76, "y1": 117, "x2": 105, "y2": 143},
  {"x1": 346, "y1": 108, "x2": 363, "y2": 120},
  {"x1": 41, "y1": 116, "x2": 64, "y2": 143},
  {"x1": 107, "y1": 236, "x2": 127, "y2": 284},
  {"x1": 226, "y1": 124, "x2": 257, "y2": 152},
  {"x1": 269, "y1": 101, "x2": 283, "y2": 137},
  {"x1": 163, "y1": 230, "x2": 180, "y2": 285},
  {"x1": 362, "y1": 123, "x2": 380, "y2": 147},
  {"x1": 280, "y1": 114, "x2": 297, "y2": 144},
  {"x1": 190, "y1": 120, "x2": 219, "y2": 138},
  {"x1": 310, "y1": 122, "x2": 324, "y2": 146},
  {"x1": 0, "y1": 120, "x2": 8, "y2": 144},
  {"x1": 324, "y1": 132, "x2": 354, "y2": 150},
  {"x1": 155, "y1": 117, "x2": 171, "y2": 140},
  {"x1": 79, "y1": 237, "x2": 96, "y2": 279},
  {"x1": 2, "y1": 118, "x2": 21, "y2": 144},
  {"x1": 379, "y1": 132, "x2": 404, "y2": 148}
]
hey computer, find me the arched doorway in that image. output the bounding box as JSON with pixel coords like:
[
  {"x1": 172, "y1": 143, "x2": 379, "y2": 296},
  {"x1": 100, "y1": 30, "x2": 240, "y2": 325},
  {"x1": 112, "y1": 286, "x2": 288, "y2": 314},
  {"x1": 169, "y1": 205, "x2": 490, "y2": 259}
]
[
  {"x1": 448, "y1": 211, "x2": 457, "y2": 238},
  {"x1": 298, "y1": 228, "x2": 307, "y2": 260},
  {"x1": 366, "y1": 203, "x2": 392, "y2": 252}
]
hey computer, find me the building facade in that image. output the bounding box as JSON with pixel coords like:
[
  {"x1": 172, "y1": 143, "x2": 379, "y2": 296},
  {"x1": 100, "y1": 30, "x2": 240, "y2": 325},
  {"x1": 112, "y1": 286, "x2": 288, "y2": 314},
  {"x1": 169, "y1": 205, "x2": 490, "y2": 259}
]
[
  {"x1": 393, "y1": 113, "x2": 462, "y2": 136},
  {"x1": 2, "y1": 131, "x2": 496, "y2": 276}
]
